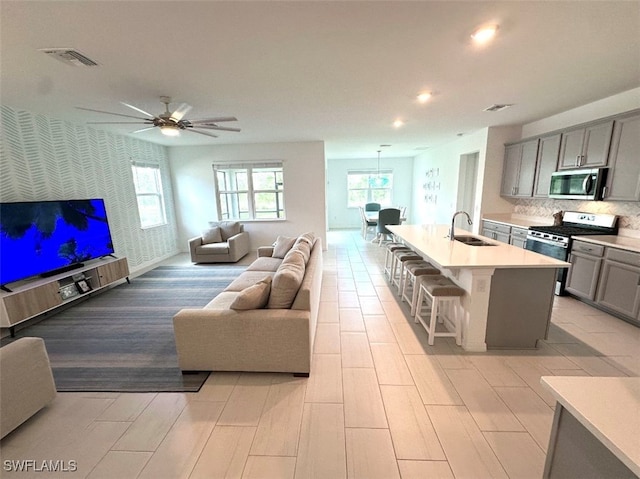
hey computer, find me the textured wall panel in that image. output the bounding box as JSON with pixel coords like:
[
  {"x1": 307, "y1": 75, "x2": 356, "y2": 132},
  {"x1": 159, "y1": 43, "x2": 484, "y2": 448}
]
[{"x1": 0, "y1": 105, "x2": 179, "y2": 271}]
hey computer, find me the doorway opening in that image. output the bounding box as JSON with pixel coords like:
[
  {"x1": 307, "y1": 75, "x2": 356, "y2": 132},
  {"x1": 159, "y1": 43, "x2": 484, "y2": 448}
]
[{"x1": 456, "y1": 152, "x2": 479, "y2": 232}]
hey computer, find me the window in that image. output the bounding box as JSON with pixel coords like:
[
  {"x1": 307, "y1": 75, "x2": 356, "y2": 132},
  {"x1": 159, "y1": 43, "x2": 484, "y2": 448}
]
[
  {"x1": 213, "y1": 162, "x2": 285, "y2": 220},
  {"x1": 131, "y1": 162, "x2": 167, "y2": 228},
  {"x1": 347, "y1": 170, "x2": 393, "y2": 207}
]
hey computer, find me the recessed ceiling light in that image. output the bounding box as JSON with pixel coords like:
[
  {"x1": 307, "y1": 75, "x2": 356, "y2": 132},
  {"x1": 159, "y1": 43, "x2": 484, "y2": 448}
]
[
  {"x1": 393, "y1": 119, "x2": 404, "y2": 128},
  {"x1": 417, "y1": 92, "x2": 432, "y2": 103},
  {"x1": 471, "y1": 25, "x2": 499, "y2": 44}
]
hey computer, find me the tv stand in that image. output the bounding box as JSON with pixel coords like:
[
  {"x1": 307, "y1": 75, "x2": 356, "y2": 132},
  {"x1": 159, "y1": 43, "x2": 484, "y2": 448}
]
[
  {"x1": 40, "y1": 262, "x2": 85, "y2": 278},
  {"x1": 1, "y1": 256, "x2": 129, "y2": 335}
]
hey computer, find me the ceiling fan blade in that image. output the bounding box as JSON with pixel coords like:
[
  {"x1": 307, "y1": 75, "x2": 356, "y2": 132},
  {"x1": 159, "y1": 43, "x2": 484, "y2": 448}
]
[
  {"x1": 170, "y1": 103, "x2": 192, "y2": 122},
  {"x1": 131, "y1": 126, "x2": 157, "y2": 134},
  {"x1": 194, "y1": 125, "x2": 241, "y2": 132},
  {"x1": 188, "y1": 129, "x2": 218, "y2": 138},
  {"x1": 86, "y1": 121, "x2": 152, "y2": 124},
  {"x1": 189, "y1": 116, "x2": 238, "y2": 123},
  {"x1": 120, "y1": 101, "x2": 155, "y2": 118},
  {"x1": 76, "y1": 106, "x2": 151, "y2": 121}
]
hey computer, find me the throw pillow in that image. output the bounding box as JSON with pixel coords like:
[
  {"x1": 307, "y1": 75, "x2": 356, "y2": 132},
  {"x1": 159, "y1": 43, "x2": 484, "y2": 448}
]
[
  {"x1": 267, "y1": 251, "x2": 306, "y2": 309},
  {"x1": 291, "y1": 237, "x2": 312, "y2": 263},
  {"x1": 298, "y1": 232, "x2": 316, "y2": 245},
  {"x1": 219, "y1": 221, "x2": 242, "y2": 241},
  {"x1": 230, "y1": 276, "x2": 272, "y2": 310},
  {"x1": 272, "y1": 235, "x2": 297, "y2": 258},
  {"x1": 202, "y1": 226, "x2": 223, "y2": 244}
]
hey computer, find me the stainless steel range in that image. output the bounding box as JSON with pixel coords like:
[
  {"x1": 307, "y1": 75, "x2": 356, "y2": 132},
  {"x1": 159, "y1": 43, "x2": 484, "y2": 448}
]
[{"x1": 525, "y1": 211, "x2": 618, "y2": 295}]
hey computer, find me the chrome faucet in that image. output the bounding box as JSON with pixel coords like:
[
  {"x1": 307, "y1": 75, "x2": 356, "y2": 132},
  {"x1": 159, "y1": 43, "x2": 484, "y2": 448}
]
[{"x1": 450, "y1": 211, "x2": 473, "y2": 240}]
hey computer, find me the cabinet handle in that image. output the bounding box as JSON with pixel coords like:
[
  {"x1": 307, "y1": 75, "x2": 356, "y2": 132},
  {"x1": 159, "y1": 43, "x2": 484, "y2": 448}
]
[
  {"x1": 576, "y1": 156, "x2": 580, "y2": 167},
  {"x1": 602, "y1": 186, "x2": 608, "y2": 199}
]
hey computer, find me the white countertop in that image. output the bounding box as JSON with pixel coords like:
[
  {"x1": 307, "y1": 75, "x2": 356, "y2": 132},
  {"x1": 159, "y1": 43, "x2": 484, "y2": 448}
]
[
  {"x1": 541, "y1": 376, "x2": 640, "y2": 476},
  {"x1": 387, "y1": 224, "x2": 570, "y2": 269},
  {"x1": 572, "y1": 234, "x2": 640, "y2": 254},
  {"x1": 482, "y1": 213, "x2": 553, "y2": 229}
]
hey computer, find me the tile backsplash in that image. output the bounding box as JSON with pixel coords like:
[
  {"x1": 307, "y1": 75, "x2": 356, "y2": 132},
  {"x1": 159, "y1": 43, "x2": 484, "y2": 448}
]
[{"x1": 512, "y1": 199, "x2": 640, "y2": 231}]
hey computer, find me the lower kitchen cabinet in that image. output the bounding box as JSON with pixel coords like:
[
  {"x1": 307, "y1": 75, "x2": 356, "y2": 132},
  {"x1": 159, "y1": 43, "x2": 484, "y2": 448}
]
[
  {"x1": 509, "y1": 227, "x2": 528, "y2": 248},
  {"x1": 565, "y1": 251, "x2": 602, "y2": 300},
  {"x1": 482, "y1": 220, "x2": 511, "y2": 244},
  {"x1": 596, "y1": 249, "x2": 640, "y2": 321},
  {"x1": 567, "y1": 241, "x2": 640, "y2": 325}
]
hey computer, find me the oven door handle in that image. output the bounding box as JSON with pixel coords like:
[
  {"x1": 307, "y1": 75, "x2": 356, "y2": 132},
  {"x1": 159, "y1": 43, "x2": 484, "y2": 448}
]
[{"x1": 526, "y1": 236, "x2": 568, "y2": 248}]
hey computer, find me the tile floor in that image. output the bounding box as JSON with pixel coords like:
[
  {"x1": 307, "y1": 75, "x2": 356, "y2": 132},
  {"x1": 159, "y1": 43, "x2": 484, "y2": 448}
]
[{"x1": 1, "y1": 230, "x2": 638, "y2": 478}]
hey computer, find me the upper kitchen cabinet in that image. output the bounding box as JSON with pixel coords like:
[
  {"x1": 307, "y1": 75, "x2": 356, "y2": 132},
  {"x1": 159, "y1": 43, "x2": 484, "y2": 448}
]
[
  {"x1": 603, "y1": 112, "x2": 640, "y2": 201},
  {"x1": 558, "y1": 120, "x2": 614, "y2": 169},
  {"x1": 533, "y1": 133, "x2": 561, "y2": 198},
  {"x1": 501, "y1": 139, "x2": 539, "y2": 197}
]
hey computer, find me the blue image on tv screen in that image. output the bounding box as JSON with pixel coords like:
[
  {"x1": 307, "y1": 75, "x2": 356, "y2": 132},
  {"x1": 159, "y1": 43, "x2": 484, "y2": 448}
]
[{"x1": 0, "y1": 199, "x2": 115, "y2": 285}]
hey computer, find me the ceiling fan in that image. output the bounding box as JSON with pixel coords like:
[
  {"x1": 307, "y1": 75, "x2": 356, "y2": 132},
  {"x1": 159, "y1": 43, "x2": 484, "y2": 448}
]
[{"x1": 76, "y1": 96, "x2": 240, "y2": 138}]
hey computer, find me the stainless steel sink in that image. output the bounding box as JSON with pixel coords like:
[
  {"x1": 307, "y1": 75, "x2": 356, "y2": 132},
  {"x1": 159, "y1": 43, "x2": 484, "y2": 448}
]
[{"x1": 454, "y1": 235, "x2": 496, "y2": 246}]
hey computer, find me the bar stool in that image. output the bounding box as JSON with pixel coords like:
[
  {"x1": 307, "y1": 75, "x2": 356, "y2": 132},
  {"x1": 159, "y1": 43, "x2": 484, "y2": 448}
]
[
  {"x1": 414, "y1": 275, "x2": 465, "y2": 346},
  {"x1": 401, "y1": 262, "x2": 441, "y2": 314},
  {"x1": 391, "y1": 251, "x2": 423, "y2": 291},
  {"x1": 383, "y1": 243, "x2": 410, "y2": 281}
]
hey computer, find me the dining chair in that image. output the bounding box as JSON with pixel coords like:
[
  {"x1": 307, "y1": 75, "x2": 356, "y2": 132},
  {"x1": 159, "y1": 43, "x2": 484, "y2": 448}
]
[
  {"x1": 364, "y1": 202, "x2": 381, "y2": 212},
  {"x1": 376, "y1": 207, "x2": 402, "y2": 245},
  {"x1": 359, "y1": 206, "x2": 377, "y2": 240}
]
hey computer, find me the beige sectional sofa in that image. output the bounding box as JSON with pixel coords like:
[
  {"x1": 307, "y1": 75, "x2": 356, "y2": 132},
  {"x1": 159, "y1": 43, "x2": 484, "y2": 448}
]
[
  {"x1": 1, "y1": 337, "x2": 57, "y2": 439},
  {"x1": 173, "y1": 234, "x2": 323, "y2": 375}
]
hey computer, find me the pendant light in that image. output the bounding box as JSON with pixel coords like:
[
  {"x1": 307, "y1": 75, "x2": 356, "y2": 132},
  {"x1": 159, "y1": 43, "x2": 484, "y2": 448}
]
[{"x1": 370, "y1": 150, "x2": 384, "y2": 188}]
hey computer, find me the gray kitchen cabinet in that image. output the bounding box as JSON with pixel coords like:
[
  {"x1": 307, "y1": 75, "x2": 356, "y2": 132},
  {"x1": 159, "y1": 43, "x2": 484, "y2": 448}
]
[
  {"x1": 482, "y1": 220, "x2": 512, "y2": 244},
  {"x1": 596, "y1": 248, "x2": 640, "y2": 322},
  {"x1": 509, "y1": 227, "x2": 528, "y2": 248},
  {"x1": 565, "y1": 241, "x2": 604, "y2": 300},
  {"x1": 533, "y1": 133, "x2": 561, "y2": 198},
  {"x1": 501, "y1": 139, "x2": 539, "y2": 197},
  {"x1": 558, "y1": 120, "x2": 613, "y2": 169},
  {"x1": 603, "y1": 113, "x2": 640, "y2": 201}
]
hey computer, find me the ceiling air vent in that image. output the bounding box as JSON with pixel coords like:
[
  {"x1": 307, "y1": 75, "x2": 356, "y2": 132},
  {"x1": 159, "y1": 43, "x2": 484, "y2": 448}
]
[
  {"x1": 483, "y1": 104, "x2": 513, "y2": 112},
  {"x1": 39, "y1": 48, "x2": 99, "y2": 67}
]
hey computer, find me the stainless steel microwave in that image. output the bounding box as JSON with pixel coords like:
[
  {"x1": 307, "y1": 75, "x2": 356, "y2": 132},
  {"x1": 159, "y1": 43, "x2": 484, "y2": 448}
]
[{"x1": 549, "y1": 168, "x2": 608, "y2": 200}]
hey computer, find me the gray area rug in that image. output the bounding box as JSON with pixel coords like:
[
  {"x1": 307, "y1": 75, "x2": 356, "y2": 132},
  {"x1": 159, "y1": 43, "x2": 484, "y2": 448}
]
[{"x1": 2, "y1": 264, "x2": 246, "y2": 392}]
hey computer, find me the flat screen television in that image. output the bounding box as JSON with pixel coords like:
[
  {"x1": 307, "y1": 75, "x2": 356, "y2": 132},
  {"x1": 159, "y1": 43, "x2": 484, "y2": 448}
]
[{"x1": 0, "y1": 199, "x2": 115, "y2": 286}]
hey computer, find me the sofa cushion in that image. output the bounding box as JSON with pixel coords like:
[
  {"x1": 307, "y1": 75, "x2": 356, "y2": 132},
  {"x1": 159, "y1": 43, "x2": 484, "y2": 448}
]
[
  {"x1": 246, "y1": 257, "x2": 283, "y2": 272},
  {"x1": 225, "y1": 271, "x2": 276, "y2": 292},
  {"x1": 202, "y1": 226, "x2": 223, "y2": 244},
  {"x1": 230, "y1": 276, "x2": 272, "y2": 310},
  {"x1": 291, "y1": 237, "x2": 312, "y2": 264},
  {"x1": 267, "y1": 250, "x2": 306, "y2": 309},
  {"x1": 213, "y1": 221, "x2": 242, "y2": 241},
  {"x1": 196, "y1": 243, "x2": 230, "y2": 255},
  {"x1": 298, "y1": 232, "x2": 316, "y2": 245},
  {"x1": 272, "y1": 235, "x2": 297, "y2": 258}
]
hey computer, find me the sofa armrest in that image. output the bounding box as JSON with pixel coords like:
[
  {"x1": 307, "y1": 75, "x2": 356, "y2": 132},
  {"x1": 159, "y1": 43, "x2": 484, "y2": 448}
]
[
  {"x1": 228, "y1": 231, "x2": 250, "y2": 255},
  {"x1": 1, "y1": 338, "x2": 56, "y2": 439},
  {"x1": 257, "y1": 246, "x2": 275, "y2": 257}
]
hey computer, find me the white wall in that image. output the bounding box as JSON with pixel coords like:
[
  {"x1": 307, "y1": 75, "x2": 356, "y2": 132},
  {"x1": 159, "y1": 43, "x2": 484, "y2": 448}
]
[
  {"x1": 169, "y1": 141, "x2": 327, "y2": 250},
  {"x1": 522, "y1": 87, "x2": 640, "y2": 137},
  {"x1": 326, "y1": 156, "x2": 414, "y2": 229},
  {"x1": 0, "y1": 105, "x2": 180, "y2": 272},
  {"x1": 411, "y1": 126, "x2": 520, "y2": 232}
]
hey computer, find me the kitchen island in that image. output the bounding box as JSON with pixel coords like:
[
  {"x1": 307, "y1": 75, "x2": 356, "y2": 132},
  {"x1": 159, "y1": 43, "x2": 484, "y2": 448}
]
[{"x1": 387, "y1": 224, "x2": 570, "y2": 351}]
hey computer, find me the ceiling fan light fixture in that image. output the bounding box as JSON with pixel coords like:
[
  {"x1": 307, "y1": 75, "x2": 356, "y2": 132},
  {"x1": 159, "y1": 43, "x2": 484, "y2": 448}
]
[{"x1": 160, "y1": 124, "x2": 180, "y2": 137}]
